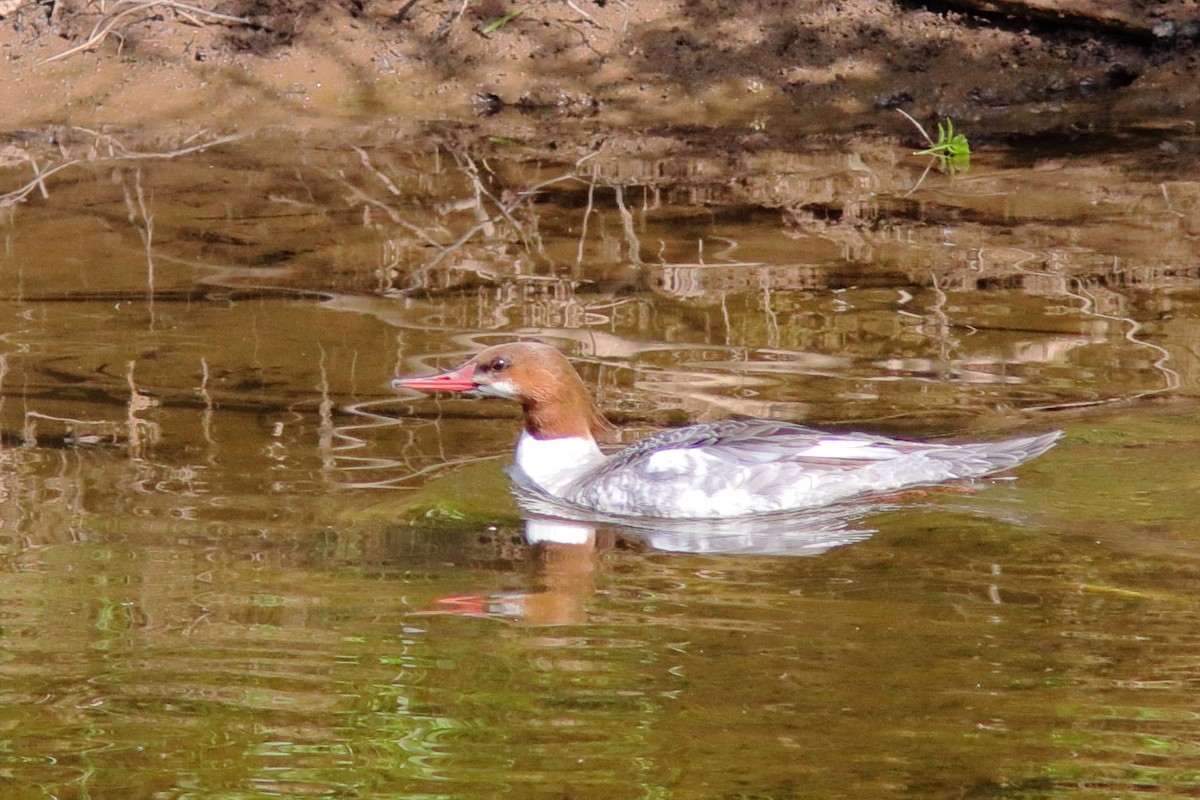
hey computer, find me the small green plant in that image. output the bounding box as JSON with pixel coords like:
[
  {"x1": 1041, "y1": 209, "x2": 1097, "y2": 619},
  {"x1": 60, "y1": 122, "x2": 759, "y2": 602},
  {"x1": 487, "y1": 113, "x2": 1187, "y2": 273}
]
[
  {"x1": 915, "y1": 118, "x2": 971, "y2": 160},
  {"x1": 897, "y1": 109, "x2": 971, "y2": 194},
  {"x1": 481, "y1": 8, "x2": 524, "y2": 35}
]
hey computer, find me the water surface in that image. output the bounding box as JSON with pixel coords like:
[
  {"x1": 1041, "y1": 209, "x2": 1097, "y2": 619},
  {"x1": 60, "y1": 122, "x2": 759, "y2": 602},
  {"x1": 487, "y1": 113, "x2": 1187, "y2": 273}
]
[{"x1": 1, "y1": 125, "x2": 1198, "y2": 798}]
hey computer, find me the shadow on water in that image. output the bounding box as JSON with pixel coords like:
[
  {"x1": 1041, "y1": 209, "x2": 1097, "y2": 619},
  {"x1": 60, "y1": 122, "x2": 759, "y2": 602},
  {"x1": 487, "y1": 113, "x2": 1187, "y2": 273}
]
[{"x1": 1, "y1": 123, "x2": 1200, "y2": 798}]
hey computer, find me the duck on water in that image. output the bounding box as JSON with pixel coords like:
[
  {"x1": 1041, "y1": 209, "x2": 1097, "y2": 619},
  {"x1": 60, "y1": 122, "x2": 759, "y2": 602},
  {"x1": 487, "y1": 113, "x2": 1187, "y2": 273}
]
[{"x1": 391, "y1": 342, "x2": 1062, "y2": 520}]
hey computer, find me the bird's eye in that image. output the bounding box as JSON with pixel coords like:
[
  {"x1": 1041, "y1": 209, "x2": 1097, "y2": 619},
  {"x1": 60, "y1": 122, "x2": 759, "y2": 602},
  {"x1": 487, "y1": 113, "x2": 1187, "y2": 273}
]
[{"x1": 488, "y1": 357, "x2": 509, "y2": 372}]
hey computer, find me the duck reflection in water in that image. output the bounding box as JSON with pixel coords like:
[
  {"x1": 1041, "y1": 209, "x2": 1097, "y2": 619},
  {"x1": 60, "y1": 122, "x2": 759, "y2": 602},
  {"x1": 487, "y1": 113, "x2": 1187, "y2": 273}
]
[{"x1": 420, "y1": 490, "x2": 888, "y2": 626}]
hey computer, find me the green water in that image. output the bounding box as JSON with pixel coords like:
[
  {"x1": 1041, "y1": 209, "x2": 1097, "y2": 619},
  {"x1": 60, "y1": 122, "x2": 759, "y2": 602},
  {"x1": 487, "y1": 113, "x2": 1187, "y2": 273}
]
[{"x1": 0, "y1": 126, "x2": 1198, "y2": 798}]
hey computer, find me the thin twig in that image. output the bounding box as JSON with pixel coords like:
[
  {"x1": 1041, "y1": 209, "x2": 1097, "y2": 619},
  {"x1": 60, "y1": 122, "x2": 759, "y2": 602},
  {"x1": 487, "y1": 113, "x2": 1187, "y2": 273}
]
[
  {"x1": 40, "y1": 0, "x2": 251, "y2": 64},
  {"x1": 0, "y1": 133, "x2": 243, "y2": 208},
  {"x1": 353, "y1": 146, "x2": 404, "y2": 196},
  {"x1": 895, "y1": 108, "x2": 935, "y2": 147},
  {"x1": 613, "y1": 183, "x2": 642, "y2": 265},
  {"x1": 454, "y1": 152, "x2": 498, "y2": 238},
  {"x1": 434, "y1": 0, "x2": 469, "y2": 39},
  {"x1": 393, "y1": 0, "x2": 420, "y2": 22},
  {"x1": 904, "y1": 157, "x2": 936, "y2": 198},
  {"x1": 576, "y1": 174, "x2": 596, "y2": 265},
  {"x1": 563, "y1": 0, "x2": 593, "y2": 20}
]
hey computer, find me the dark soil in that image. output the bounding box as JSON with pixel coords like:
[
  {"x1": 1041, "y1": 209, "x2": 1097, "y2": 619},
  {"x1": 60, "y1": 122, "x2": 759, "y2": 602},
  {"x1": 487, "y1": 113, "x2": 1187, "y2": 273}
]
[{"x1": 0, "y1": 0, "x2": 1197, "y2": 139}]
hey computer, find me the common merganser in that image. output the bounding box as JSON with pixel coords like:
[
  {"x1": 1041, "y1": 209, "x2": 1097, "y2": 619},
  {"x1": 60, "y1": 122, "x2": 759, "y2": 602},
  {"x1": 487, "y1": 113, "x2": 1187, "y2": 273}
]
[{"x1": 391, "y1": 342, "x2": 1062, "y2": 519}]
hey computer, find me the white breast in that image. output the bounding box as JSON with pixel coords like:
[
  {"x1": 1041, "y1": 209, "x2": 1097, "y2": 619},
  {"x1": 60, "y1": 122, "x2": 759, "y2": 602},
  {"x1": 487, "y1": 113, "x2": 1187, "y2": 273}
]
[{"x1": 514, "y1": 431, "x2": 607, "y2": 494}]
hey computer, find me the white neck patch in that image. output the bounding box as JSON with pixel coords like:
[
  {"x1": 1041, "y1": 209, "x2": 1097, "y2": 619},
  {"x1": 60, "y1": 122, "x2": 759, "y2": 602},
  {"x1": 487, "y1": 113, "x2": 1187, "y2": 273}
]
[{"x1": 514, "y1": 430, "x2": 606, "y2": 494}]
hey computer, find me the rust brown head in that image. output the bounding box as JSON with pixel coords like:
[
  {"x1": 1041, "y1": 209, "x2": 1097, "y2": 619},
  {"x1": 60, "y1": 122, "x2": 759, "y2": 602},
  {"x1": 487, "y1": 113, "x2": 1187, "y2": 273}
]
[{"x1": 392, "y1": 342, "x2": 615, "y2": 443}]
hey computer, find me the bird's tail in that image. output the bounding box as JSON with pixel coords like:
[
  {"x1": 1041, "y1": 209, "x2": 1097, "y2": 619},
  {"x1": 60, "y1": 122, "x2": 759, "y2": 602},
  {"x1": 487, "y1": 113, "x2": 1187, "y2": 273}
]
[{"x1": 936, "y1": 430, "x2": 1063, "y2": 476}]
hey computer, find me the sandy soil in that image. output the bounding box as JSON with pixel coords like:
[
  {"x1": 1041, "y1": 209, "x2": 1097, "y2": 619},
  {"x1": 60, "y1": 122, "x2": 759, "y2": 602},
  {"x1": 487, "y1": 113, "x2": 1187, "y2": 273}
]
[{"x1": 0, "y1": 0, "x2": 1198, "y2": 141}]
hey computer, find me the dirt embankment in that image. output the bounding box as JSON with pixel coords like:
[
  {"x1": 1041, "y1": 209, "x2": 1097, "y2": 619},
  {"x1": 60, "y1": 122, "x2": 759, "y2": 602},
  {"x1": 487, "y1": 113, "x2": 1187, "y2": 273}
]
[{"x1": 0, "y1": 0, "x2": 1198, "y2": 141}]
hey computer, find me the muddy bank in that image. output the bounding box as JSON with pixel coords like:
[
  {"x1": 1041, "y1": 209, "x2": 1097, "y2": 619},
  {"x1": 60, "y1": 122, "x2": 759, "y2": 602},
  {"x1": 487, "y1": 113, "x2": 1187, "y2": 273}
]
[{"x1": 1, "y1": 0, "x2": 1198, "y2": 141}]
